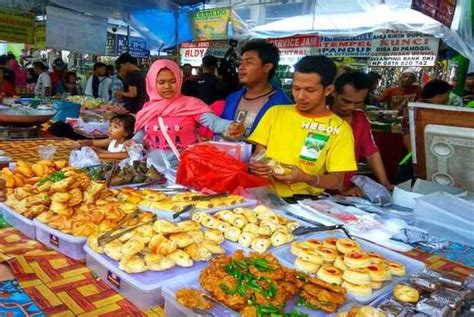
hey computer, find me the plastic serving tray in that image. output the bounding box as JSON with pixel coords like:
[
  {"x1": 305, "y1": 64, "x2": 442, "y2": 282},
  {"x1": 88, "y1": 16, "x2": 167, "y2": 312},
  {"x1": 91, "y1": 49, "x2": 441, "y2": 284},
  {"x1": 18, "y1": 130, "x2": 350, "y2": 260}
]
[
  {"x1": 84, "y1": 240, "x2": 243, "y2": 310},
  {"x1": 272, "y1": 231, "x2": 426, "y2": 304},
  {"x1": 162, "y1": 261, "x2": 356, "y2": 317},
  {"x1": 33, "y1": 219, "x2": 87, "y2": 260},
  {"x1": 139, "y1": 199, "x2": 258, "y2": 221},
  {"x1": 0, "y1": 203, "x2": 36, "y2": 239}
]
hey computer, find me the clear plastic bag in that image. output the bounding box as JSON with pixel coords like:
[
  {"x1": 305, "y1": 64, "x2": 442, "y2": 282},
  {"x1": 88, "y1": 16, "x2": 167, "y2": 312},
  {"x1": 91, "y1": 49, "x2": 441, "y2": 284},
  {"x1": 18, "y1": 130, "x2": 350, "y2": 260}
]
[
  {"x1": 38, "y1": 145, "x2": 57, "y2": 160},
  {"x1": 69, "y1": 147, "x2": 100, "y2": 168},
  {"x1": 351, "y1": 175, "x2": 392, "y2": 207}
]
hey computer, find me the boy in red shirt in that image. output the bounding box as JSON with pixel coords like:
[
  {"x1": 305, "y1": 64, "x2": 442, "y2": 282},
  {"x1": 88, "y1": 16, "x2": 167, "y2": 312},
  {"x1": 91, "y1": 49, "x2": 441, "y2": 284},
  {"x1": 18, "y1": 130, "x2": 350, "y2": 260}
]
[{"x1": 331, "y1": 72, "x2": 391, "y2": 196}]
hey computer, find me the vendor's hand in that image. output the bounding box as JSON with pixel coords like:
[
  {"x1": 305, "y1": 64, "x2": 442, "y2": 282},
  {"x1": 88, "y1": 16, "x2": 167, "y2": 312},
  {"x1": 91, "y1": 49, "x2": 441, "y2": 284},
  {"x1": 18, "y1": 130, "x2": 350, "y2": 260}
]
[
  {"x1": 249, "y1": 160, "x2": 272, "y2": 177},
  {"x1": 273, "y1": 165, "x2": 308, "y2": 184},
  {"x1": 341, "y1": 186, "x2": 364, "y2": 197},
  {"x1": 382, "y1": 181, "x2": 394, "y2": 191},
  {"x1": 114, "y1": 91, "x2": 123, "y2": 101},
  {"x1": 0, "y1": 178, "x2": 6, "y2": 202},
  {"x1": 227, "y1": 122, "x2": 245, "y2": 140}
]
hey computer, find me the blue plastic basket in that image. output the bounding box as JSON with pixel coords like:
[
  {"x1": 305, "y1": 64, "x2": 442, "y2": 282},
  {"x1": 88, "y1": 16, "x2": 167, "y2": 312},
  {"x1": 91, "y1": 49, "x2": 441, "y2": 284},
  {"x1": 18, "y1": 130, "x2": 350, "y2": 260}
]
[{"x1": 52, "y1": 101, "x2": 80, "y2": 122}]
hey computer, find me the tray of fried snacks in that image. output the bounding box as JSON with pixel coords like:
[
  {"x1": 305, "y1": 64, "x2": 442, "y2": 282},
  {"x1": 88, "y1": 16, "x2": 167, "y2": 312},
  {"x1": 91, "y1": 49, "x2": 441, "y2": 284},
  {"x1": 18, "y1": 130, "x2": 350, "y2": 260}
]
[
  {"x1": 119, "y1": 187, "x2": 257, "y2": 220},
  {"x1": 370, "y1": 267, "x2": 473, "y2": 316},
  {"x1": 163, "y1": 250, "x2": 362, "y2": 317},
  {"x1": 271, "y1": 232, "x2": 425, "y2": 304},
  {"x1": 0, "y1": 203, "x2": 36, "y2": 239},
  {"x1": 337, "y1": 305, "x2": 387, "y2": 317},
  {"x1": 83, "y1": 161, "x2": 167, "y2": 187},
  {"x1": 84, "y1": 218, "x2": 243, "y2": 310},
  {"x1": 1, "y1": 159, "x2": 68, "y2": 189},
  {"x1": 190, "y1": 205, "x2": 302, "y2": 253}
]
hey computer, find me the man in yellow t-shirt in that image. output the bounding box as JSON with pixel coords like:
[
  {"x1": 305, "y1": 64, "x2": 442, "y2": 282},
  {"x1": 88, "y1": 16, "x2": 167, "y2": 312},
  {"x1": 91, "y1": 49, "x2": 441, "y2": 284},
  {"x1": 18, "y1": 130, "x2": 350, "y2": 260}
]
[{"x1": 248, "y1": 55, "x2": 357, "y2": 198}]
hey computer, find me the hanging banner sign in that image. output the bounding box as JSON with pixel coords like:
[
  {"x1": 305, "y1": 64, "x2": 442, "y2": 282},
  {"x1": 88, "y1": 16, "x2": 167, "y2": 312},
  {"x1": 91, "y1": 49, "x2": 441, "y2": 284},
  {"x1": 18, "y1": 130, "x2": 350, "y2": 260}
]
[
  {"x1": 0, "y1": 7, "x2": 34, "y2": 44},
  {"x1": 190, "y1": 7, "x2": 249, "y2": 41},
  {"x1": 319, "y1": 33, "x2": 372, "y2": 57},
  {"x1": 31, "y1": 22, "x2": 46, "y2": 49},
  {"x1": 268, "y1": 35, "x2": 320, "y2": 66},
  {"x1": 47, "y1": 6, "x2": 107, "y2": 54},
  {"x1": 368, "y1": 31, "x2": 439, "y2": 67},
  {"x1": 411, "y1": 0, "x2": 457, "y2": 28},
  {"x1": 179, "y1": 41, "x2": 229, "y2": 66}
]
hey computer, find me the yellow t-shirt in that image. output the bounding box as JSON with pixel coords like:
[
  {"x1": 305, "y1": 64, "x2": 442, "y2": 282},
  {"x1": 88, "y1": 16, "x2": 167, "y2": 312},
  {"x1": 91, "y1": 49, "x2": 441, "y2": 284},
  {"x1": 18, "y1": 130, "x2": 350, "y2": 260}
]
[{"x1": 248, "y1": 105, "x2": 357, "y2": 197}]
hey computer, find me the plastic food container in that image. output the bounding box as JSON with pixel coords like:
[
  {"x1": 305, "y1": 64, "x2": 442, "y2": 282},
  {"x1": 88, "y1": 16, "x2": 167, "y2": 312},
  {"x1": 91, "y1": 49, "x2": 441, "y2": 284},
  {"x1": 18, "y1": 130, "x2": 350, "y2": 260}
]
[
  {"x1": 33, "y1": 219, "x2": 87, "y2": 260},
  {"x1": 0, "y1": 203, "x2": 36, "y2": 239},
  {"x1": 139, "y1": 199, "x2": 258, "y2": 221},
  {"x1": 272, "y1": 231, "x2": 425, "y2": 304},
  {"x1": 52, "y1": 101, "x2": 81, "y2": 123},
  {"x1": 84, "y1": 240, "x2": 242, "y2": 310}
]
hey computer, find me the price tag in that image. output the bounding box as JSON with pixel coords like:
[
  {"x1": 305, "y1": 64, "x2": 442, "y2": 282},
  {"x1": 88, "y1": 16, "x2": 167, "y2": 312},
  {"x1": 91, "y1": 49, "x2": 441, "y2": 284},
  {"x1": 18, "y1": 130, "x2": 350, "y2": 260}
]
[
  {"x1": 50, "y1": 234, "x2": 60, "y2": 247},
  {"x1": 107, "y1": 270, "x2": 121, "y2": 289}
]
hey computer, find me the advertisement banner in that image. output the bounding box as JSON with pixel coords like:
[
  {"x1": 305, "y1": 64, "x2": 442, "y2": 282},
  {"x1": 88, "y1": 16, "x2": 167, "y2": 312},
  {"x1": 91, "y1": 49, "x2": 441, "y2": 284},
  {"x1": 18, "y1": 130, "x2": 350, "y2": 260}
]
[
  {"x1": 268, "y1": 35, "x2": 320, "y2": 66},
  {"x1": 0, "y1": 7, "x2": 34, "y2": 44},
  {"x1": 190, "y1": 7, "x2": 248, "y2": 41},
  {"x1": 368, "y1": 31, "x2": 439, "y2": 67},
  {"x1": 319, "y1": 33, "x2": 372, "y2": 57},
  {"x1": 179, "y1": 41, "x2": 229, "y2": 66},
  {"x1": 411, "y1": 0, "x2": 457, "y2": 27},
  {"x1": 31, "y1": 23, "x2": 46, "y2": 49}
]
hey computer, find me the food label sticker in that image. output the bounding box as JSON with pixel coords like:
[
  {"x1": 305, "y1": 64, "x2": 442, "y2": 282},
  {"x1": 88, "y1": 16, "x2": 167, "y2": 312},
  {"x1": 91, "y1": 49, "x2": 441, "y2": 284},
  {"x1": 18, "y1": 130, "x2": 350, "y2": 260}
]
[
  {"x1": 299, "y1": 132, "x2": 330, "y2": 162},
  {"x1": 107, "y1": 271, "x2": 121, "y2": 289},
  {"x1": 49, "y1": 234, "x2": 60, "y2": 247}
]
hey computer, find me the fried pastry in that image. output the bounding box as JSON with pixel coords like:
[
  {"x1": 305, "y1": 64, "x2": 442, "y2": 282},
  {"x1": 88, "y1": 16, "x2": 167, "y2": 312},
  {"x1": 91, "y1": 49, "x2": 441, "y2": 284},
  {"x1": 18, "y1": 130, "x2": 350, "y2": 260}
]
[
  {"x1": 224, "y1": 227, "x2": 241, "y2": 242},
  {"x1": 205, "y1": 229, "x2": 224, "y2": 244},
  {"x1": 201, "y1": 240, "x2": 225, "y2": 254},
  {"x1": 270, "y1": 231, "x2": 293, "y2": 247},
  {"x1": 149, "y1": 234, "x2": 177, "y2": 255},
  {"x1": 169, "y1": 232, "x2": 195, "y2": 248},
  {"x1": 251, "y1": 238, "x2": 271, "y2": 253},
  {"x1": 238, "y1": 232, "x2": 256, "y2": 248},
  {"x1": 145, "y1": 253, "x2": 175, "y2": 271},
  {"x1": 104, "y1": 240, "x2": 123, "y2": 261},
  {"x1": 119, "y1": 255, "x2": 147, "y2": 273},
  {"x1": 121, "y1": 238, "x2": 145, "y2": 256},
  {"x1": 185, "y1": 243, "x2": 213, "y2": 261},
  {"x1": 168, "y1": 250, "x2": 193, "y2": 267}
]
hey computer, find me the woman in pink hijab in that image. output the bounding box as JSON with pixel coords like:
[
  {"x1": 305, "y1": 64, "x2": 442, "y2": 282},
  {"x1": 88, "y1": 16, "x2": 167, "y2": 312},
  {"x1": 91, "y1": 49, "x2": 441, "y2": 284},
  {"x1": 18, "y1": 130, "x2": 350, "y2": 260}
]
[{"x1": 132, "y1": 59, "x2": 243, "y2": 162}]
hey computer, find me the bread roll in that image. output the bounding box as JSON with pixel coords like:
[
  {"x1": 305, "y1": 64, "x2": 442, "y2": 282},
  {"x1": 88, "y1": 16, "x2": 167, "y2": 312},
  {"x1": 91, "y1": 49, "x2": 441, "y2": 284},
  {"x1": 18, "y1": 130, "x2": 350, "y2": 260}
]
[
  {"x1": 119, "y1": 255, "x2": 147, "y2": 273},
  {"x1": 386, "y1": 261, "x2": 406, "y2": 276},
  {"x1": 270, "y1": 231, "x2": 293, "y2": 247},
  {"x1": 202, "y1": 240, "x2": 225, "y2": 254},
  {"x1": 342, "y1": 268, "x2": 371, "y2": 285},
  {"x1": 315, "y1": 246, "x2": 338, "y2": 262},
  {"x1": 205, "y1": 229, "x2": 224, "y2": 244},
  {"x1": 342, "y1": 281, "x2": 372, "y2": 297},
  {"x1": 177, "y1": 220, "x2": 200, "y2": 232},
  {"x1": 323, "y1": 237, "x2": 338, "y2": 249},
  {"x1": 242, "y1": 211, "x2": 258, "y2": 224},
  {"x1": 168, "y1": 250, "x2": 193, "y2": 267},
  {"x1": 242, "y1": 223, "x2": 259, "y2": 233},
  {"x1": 344, "y1": 251, "x2": 371, "y2": 269},
  {"x1": 153, "y1": 219, "x2": 180, "y2": 234},
  {"x1": 191, "y1": 211, "x2": 207, "y2": 224},
  {"x1": 215, "y1": 210, "x2": 234, "y2": 222},
  {"x1": 224, "y1": 227, "x2": 241, "y2": 242},
  {"x1": 145, "y1": 253, "x2": 175, "y2": 271},
  {"x1": 286, "y1": 221, "x2": 300, "y2": 232},
  {"x1": 104, "y1": 240, "x2": 123, "y2": 261},
  {"x1": 216, "y1": 221, "x2": 230, "y2": 233},
  {"x1": 149, "y1": 234, "x2": 177, "y2": 255},
  {"x1": 251, "y1": 238, "x2": 271, "y2": 253},
  {"x1": 169, "y1": 232, "x2": 195, "y2": 248},
  {"x1": 334, "y1": 256, "x2": 349, "y2": 271},
  {"x1": 185, "y1": 243, "x2": 212, "y2": 261},
  {"x1": 336, "y1": 238, "x2": 361, "y2": 254},
  {"x1": 366, "y1": 263, "x2": 392, "y2": 282},
  {"x1": 231, "y1": 214, "x2": 247, "y2": 229},
  {"x1": 121, "y1": 238, "x2": 145, "y2": 256},
  {"x1": 238, "y1": 232, "x2": 256, "y2": 248},
  {"x1": 299, "y1": 249, "x2": 324, "y2": 265},
  {"x1": 290, "y1": 241, "x2": 311, "y2": 257},
  {"x1": 393, "y1": 284, "x2": 420, "y2": 303}
]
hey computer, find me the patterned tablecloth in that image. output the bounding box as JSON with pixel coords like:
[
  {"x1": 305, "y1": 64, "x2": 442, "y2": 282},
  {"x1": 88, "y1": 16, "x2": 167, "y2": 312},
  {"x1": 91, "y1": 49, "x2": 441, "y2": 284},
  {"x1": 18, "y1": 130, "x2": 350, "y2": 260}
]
[
  {"x1": 0, "y1": 138, "x2": 79, "y2": 163},
  {"x1": 0, "y1": 228, "x2": 164, "y2": 317}
]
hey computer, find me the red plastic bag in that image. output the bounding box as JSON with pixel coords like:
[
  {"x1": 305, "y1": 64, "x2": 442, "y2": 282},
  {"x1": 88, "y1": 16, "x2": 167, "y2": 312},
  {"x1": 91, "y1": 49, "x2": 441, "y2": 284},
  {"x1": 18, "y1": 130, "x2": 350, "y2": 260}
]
[{"x1": 176, "y1": 144, "x2": 270, "y2": 193}]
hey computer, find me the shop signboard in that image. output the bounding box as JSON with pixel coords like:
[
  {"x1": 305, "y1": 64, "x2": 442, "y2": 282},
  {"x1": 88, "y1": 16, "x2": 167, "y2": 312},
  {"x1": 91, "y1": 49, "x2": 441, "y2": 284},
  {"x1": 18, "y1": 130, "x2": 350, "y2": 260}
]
[
  {"x1": 179, "y1": 40, "x2": 229, "y2": 66},
  {"x1": 190, "y1": 7, "x2": 248, "y2": 41},
  {"x1": 0, "y1": 7, "x2": 34, "y2": 44},
  {"x1": 411, "y1": 0, "x2": 457, "y2": 27},
  {"x1": 106, "y1": 33, "x2": 150, "y2": 58},
  {"x1": 268, "y1": 35, "x2": 320, "y2": 66},
  {"x1": 31, "y1": 22, "x2": 46, "y2": 49},
  {"x1": 368, "y1": 30, "x2": 439, "y2": 67},
  {"x1": 319, "y1": 33, "x2": 372, "y2": 57}
]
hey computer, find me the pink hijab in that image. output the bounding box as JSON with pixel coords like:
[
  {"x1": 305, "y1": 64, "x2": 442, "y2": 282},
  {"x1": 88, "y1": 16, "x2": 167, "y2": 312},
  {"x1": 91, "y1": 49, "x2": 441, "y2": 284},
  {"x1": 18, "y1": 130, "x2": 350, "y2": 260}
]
[{"x1": 135, "y1": 59, "x2": 210, "y2": 131}]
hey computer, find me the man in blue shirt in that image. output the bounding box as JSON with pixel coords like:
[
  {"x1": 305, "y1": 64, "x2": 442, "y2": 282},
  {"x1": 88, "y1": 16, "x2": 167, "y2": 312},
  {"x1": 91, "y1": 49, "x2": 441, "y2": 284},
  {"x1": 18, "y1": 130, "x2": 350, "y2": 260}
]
[{"x1": 222, "y1": 40, "x2": 291, "y2": 136}]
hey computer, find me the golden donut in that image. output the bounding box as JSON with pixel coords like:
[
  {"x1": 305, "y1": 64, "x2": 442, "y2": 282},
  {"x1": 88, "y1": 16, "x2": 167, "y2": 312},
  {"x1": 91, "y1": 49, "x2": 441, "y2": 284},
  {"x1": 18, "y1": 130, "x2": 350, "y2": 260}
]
[
  {"x1": 342, "y1": 281, "x2": 372, "y2": 297},
  {"x1": 295, "y1": 258, "x2": 320, "y2": 274},
  {"x1": 366, "y1": 263, "x2": 392, "y2": 282},
  {"x1": 342, "y1": 268, "x2": 371, "y2": 285},
  {"x1": 299, "y1": 249, "x2": 324, "y2": 265},
  {"x1": 393, "y1": 284, "x2": 420, "y2": 303},
  {"x1": 315, "y1": 246, "x2": 338, "y2": 262},
  {"x1": 343, "y1": 251, "x2": 371, "y2": 269},
  {"x1": 367, "y1": 251, "x2": 385, "y2": 264},
  {"x1": 387, "y1": 261, "x2": 406, "y2": 276},
  {"x1": 322, "y1": 237, "x2": 338, "y2": 249},
  {"x1": 334, "y1": 256, "x2": 349, "y2": 271},
  {"x1": 371, "y1": 281, "x2": 383, "y2": 289},
  {"x1": 317, "y1": 266, "x2": 343, "y2": 285},
  {"x1": 336, "y1": 238, "x2": 361, "y2": 254},
  {"x1": 304, "y1": 239, "x2": 322, "y2": 249},
  {"x1": 290, "y1": 242, "x2": 311, "y2": 257}
]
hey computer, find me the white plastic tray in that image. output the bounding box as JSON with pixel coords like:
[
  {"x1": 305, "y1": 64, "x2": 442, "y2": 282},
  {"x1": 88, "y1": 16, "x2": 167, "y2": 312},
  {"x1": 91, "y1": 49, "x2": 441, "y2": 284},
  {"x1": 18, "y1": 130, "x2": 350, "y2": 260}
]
[
  {"x1": 33, "y1": 219, "x2": 87, "y2": 260},
  {"x1": 0, "y1": 203, "x2": 36, "y2": 239},
  {"x1": 272, "y1": 231, "x2": 425, "y2": 304},
  {"x1": 84, "y1": 240, "x2": 243, "y2": 310},
  {"x1": 139, "y1": 199, "x2": 258, "y2": 221}
]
